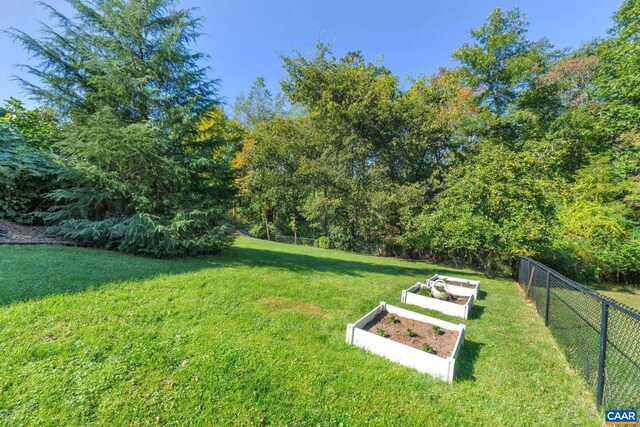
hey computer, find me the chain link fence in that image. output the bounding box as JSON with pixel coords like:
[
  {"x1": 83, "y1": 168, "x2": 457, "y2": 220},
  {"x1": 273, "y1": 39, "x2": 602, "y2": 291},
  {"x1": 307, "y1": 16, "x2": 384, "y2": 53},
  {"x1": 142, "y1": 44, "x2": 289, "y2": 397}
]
[{"x1": 517, "y1": 256, "x2": 640, "y2": 410}]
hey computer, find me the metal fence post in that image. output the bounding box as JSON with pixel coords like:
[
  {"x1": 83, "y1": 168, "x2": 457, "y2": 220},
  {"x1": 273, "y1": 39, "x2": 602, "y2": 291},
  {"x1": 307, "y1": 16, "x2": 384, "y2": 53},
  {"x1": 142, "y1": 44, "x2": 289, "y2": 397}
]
[
  {"x1": 596, "y1": 301, "x2": 609, "y2": 409},
  {"x1": 544, "y1": 270, "x2": 551, "y2": 326}
]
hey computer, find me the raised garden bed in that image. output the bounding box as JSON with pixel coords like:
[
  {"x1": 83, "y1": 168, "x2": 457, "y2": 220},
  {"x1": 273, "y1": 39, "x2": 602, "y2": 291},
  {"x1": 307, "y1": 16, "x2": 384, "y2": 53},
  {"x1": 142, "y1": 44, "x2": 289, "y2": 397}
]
[
  {"x1": 427, "y1": 274, "x2": 481, "y2": 300},
  {"x1": 345, "y1": 302, "x2": 465, "y2": 383},
  {"x1": 402, "y1": 281, "x2": 474, "y2": 319}
]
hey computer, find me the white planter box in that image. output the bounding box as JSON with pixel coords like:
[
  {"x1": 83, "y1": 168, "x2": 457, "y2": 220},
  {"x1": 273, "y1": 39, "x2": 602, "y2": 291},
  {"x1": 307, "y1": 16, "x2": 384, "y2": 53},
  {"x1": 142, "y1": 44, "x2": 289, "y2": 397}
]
[
  {"x1": 428, "y1": 274, "x2": 481, "y2": 300},
  {"x1": 345, "y1": 302, "x2": 465, "y2": 383},
  {"x1": 402, "y1": 283, "x2": 475, "y2": 319}
]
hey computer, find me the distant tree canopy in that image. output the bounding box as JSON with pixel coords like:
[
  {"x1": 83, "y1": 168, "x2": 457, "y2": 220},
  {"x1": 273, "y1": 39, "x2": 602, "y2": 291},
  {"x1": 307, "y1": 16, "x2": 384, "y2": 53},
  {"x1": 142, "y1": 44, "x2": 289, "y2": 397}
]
[
  {"x1": 232, "y1": 2, "x2": 640, "y2": 283},
  {"x1": 6, "y1": 0, "x2": 237, "y2": 255},
  {"x1": 3, "y1": 0, "x2": 638, "y2": 281}
]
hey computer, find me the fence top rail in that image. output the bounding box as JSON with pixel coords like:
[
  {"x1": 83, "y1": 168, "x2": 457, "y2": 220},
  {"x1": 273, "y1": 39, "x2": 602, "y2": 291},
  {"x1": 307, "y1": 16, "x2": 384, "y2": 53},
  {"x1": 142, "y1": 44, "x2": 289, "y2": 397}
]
[{"x1": 521, "y1": 256, "x2": 640, "y2": 321}]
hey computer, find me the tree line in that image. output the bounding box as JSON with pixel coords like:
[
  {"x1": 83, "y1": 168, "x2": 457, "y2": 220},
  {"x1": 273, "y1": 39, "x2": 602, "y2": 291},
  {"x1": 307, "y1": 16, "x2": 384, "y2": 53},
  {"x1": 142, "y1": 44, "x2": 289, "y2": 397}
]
[
  {"x1": 231, "y1": 3, "x2": 640, "y2": 282},
  {"x1": 0, "y1": 0, "x2": 638, "y2": 284}
]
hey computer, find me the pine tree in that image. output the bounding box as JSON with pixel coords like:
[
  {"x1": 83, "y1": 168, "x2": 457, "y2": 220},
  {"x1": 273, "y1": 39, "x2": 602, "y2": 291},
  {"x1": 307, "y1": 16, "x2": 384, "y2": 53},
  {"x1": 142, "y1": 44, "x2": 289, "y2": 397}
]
[{"x1": 9, "y1": 0, "x2": 236, "y2": 256}]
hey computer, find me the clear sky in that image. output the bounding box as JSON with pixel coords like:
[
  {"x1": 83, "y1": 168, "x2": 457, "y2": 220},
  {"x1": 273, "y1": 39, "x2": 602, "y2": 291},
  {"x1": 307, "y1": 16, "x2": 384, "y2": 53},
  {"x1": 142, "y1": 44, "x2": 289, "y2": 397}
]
[{"x1": 0, "y1": 0, "x2": 623, "y2": 110}]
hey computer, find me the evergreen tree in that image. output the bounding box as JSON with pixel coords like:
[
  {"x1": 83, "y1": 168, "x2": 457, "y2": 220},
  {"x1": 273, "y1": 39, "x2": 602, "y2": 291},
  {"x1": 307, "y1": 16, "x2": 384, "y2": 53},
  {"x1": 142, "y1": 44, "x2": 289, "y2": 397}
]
[{"x1": 10, "y1": 0, "x2": 236, "y2": 256}]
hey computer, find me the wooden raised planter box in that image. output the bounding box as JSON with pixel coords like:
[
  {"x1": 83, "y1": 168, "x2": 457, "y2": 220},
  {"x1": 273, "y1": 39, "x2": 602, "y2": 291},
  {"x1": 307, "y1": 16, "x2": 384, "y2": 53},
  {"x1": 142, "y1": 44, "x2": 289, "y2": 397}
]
[
  {"x1": 427, "y1": 274, "x2": 481, "y2": 300},
  {"x1": 402, "y1": 282, "x2": 475, "y2": 319},
  {"x1": 345, "y1": 302, "x2": 465, "y2": 383}
]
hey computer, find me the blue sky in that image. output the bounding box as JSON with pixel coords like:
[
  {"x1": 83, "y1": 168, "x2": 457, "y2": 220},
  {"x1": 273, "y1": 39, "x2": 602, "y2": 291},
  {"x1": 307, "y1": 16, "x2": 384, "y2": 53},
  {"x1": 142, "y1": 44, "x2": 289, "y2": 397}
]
[{"x1": 0, "y1": 0, "x2": 622, "y2": 109}]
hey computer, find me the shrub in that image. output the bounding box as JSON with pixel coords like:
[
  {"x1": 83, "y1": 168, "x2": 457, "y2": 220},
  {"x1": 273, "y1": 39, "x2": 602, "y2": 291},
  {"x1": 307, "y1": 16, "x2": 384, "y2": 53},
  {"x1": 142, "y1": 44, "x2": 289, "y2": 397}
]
[
  {"x1": 315, "y1": 236, "x2": 331, "y2": 249},
  {"x1": 418, "y1": 286, "x2": 433, "y2": 297},
  {"x1": 47, "y1": 212, "x2": 234, "y2": 257},
  {"x1": 0, "y1": 129, "x2": 61, "y2": 223}
]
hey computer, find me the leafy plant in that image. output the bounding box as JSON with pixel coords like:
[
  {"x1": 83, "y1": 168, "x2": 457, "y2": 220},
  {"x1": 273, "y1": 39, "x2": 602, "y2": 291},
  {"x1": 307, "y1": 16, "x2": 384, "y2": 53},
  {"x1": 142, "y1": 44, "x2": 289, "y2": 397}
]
[
  {"x1": 376, "y1": 328, "x2": 386, "y2": 337},
  {"x1": 406, "y1": 328, "x2": 417, "y2": 337},
  {"x1": 388, "y1": 315, "x2": 399, "y2": 324},
  {"x1": 417, "y1": 287, "x2": 433, "y2": 297},
  {"x1": 432, "y1": 325, "x2": 444, "y2": 335},
  {"x1": 315, "y1": 236, "x2": 331, "y2": 249},
  {"x1": 422, "y1": 344, "x2": 433, "y2": 353},
  {"x1": 0, "y1": 129, "x2": 62, "y2": 223}
]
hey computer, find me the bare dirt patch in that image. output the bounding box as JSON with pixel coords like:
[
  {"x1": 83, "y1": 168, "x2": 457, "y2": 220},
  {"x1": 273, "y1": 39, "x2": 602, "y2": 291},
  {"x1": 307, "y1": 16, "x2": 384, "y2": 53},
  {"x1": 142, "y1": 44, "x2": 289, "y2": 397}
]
[
  {"x1": 363, "y1": 312, "x2": 459, "y2": 357},
  {"x1": 0, "y1": 220, "x2": 69, "y2": 245}
]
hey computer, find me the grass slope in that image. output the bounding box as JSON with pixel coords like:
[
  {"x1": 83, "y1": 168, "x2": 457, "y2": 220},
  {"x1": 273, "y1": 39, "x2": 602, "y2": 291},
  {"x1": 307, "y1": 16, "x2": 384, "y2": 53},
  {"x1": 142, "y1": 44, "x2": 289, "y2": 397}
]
[
  {"x1": 596, "y1": 285, "x2": 640, "y2": 311},
  {"x1": 0, "y1": 238, "x2": 599, "y2": 426}
]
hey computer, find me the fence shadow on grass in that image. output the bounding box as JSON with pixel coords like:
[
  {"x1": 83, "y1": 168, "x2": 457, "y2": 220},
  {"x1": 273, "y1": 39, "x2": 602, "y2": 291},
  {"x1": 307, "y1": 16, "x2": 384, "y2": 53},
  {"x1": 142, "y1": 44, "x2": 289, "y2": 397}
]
[{"x1": 455, "y1": 340, "x2": 484, "y2": 382}]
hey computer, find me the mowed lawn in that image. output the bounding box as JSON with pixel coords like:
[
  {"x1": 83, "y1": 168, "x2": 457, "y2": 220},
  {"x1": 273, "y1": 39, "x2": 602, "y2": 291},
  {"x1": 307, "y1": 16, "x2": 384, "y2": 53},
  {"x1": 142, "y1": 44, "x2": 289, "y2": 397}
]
[
  {"x1": 0, "y1": 238, "x2": 600, "y2": 426},
  {"x1": 597, "y1": 285, "x2": 640, "y2": 311}
]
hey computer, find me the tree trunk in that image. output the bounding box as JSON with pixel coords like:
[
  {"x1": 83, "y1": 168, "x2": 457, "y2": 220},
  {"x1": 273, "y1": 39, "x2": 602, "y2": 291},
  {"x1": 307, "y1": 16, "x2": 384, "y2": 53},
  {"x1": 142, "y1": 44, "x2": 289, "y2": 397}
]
[{"x1": 264, "y1": 206, "x2": 270, "y2": 241}]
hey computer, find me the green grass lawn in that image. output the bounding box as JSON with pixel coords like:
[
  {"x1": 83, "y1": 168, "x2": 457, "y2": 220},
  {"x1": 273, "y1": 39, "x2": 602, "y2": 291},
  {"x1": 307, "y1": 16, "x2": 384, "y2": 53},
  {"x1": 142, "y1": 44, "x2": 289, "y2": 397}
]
[
  {"x1": 0, "y1": 238, "x2": 600, "y2": 426},
  {"x1": 595, "y1": 285, "x2": 640, "y2": 311}
]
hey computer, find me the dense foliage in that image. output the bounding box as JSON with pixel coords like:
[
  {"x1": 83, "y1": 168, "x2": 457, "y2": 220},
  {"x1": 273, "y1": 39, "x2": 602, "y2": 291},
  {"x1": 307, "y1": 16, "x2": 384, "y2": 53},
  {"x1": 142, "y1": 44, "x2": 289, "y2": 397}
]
[
  {"x1": 232, "y1": 2, "x2": 640, "y2": 283},
  {"x1": 0, "y1": 99, "x2": 62, "y2": 223},
  {"x1": 8, "y1": 0, "x2": 237, "y2": 255},
  {"x1": 4, "y1": 0, "x2": 638, "y2": 280}
]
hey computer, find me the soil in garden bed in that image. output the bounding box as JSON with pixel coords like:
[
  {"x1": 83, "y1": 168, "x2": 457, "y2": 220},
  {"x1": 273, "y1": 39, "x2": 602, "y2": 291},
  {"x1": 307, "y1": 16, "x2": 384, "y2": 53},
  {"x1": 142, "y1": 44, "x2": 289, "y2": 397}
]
[
  {"x1": 443, "y1": 279, "x2": 477, "y2": 289},
  {"x1": 363, "y1": 312, "x2": 460, "y2": 358},
  {"x1": 415, "y1": 288, "x2": 470, "y2": 305}
]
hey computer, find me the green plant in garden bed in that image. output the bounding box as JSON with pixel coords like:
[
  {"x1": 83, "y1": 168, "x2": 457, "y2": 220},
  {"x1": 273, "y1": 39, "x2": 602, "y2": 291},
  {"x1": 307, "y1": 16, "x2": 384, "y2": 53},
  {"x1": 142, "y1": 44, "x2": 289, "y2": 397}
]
[
  {"x1": 0, "y1": 237, "x2": 601, "y2": 425},
  {"x1": 417, "y1": 286, "x2": 433, "y2": 297}
]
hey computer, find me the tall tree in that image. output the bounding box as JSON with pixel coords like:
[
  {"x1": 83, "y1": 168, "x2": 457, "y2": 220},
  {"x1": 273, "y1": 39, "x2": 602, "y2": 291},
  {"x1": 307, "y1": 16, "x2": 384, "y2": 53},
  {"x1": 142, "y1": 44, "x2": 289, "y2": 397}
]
[
  {"x1": 10, "y1": 0, "x2": 236, "y2": 256},
  {"x1": 232, "y1": 76, "x2": 288, "y2": 129},
  {"x1": 454, "y1": 7, "x2": 553, "y2": 116}
]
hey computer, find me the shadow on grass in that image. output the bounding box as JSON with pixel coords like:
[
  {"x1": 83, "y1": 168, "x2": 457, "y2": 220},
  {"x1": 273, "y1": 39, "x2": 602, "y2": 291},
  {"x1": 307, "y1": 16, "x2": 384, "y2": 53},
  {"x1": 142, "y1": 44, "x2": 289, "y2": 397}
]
[
  {"x1": 469, "y1": 305, "x2": 485, "y2": 320},
  {"x1": 224, "y1": 246, "x2": 475, "y2": 279},
  {"x1": 477, "y1": 289, "x2": 488, "y2": 300},
  {"x1": 591, "y1": 283, "x2": 640, "y2": 294},
  {"x1": 455, "y1": 340, "x2": 484, "y2": 382},
  {"x1": 0, "y1": 245, "x2": 222, "y2": 307},
  {"x1": 0, "y1": 242, "x2": 485, "y2": 308}
]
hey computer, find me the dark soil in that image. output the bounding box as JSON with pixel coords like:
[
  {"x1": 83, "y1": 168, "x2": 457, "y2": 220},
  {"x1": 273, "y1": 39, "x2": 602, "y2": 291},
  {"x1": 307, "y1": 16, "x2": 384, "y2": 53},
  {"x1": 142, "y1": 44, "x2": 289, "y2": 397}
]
[
  {"x1": 363, "y1": 312, "x2": 460, "y2": 358},
  {"x1": 444, "y1": 279, "x2": 478, "y2": 289},
  {"x1": 0, "y1": 220, "x2": 69, "y2": 245},
  {"x1": 416, "y1": 288, "x2": 470, "y2": 305}
]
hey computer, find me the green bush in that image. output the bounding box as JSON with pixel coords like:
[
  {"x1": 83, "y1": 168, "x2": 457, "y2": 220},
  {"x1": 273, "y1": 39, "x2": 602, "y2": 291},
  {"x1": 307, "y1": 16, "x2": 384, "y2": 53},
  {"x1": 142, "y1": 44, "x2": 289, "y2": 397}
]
[
  {"x1": 0, "y1": 129, "x2": 61, "y2": 223},
  {"x1": 315, "y1": 236, "x2": 331, "y2": 249},
  {"x1": 48, "y1": 211, "x2": 234, "y2": 257},
  {"x1": 548, "y1": 201, "x2": 640, "y2": 283}
]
